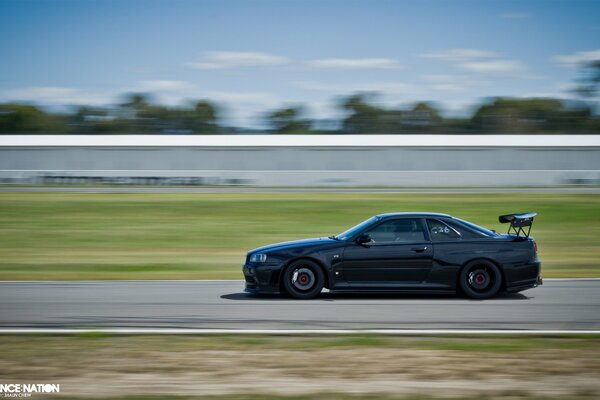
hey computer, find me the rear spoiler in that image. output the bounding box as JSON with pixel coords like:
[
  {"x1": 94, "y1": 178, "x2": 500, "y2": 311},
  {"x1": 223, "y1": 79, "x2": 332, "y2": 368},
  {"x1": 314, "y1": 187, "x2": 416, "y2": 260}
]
[{"x1": 499, "y1": 212, "x2": 536, "y2": 238}]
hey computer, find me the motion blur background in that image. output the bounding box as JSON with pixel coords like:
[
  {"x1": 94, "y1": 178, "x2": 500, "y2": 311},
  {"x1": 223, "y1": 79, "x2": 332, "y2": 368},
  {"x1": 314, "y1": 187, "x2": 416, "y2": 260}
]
[
  {"x1": 1, "y1": 0, "x2": 599, "y2": 187},
  {"x1": 1, "y1": 1, "x2": 599, "y2": 400},
  {"x1": 0, "y1": 0, "x2": 599, "y2": 134}
]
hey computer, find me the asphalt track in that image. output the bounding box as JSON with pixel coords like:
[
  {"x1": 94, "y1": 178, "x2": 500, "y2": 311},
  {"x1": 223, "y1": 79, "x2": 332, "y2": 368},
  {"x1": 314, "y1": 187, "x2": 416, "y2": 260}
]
[
  {"x1": 0, "y1": 280, "x2": 598, "y2": 332},
  {"x1": 1, "y1": 187, "x2": 600, "y2": 194}
]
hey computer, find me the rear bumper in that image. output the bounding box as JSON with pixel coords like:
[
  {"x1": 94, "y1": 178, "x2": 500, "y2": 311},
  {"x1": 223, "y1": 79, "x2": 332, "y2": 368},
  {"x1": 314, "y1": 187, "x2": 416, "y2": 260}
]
[{"x1": 506, "y1": 261, "x2": 543, "y2": 293}]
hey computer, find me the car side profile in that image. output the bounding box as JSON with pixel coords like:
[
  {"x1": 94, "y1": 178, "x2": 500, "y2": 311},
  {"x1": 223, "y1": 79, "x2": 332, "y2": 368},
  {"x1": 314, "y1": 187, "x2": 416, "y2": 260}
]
[{"x1": 243, "y1": 212, "x2": 542, "y2": 299}]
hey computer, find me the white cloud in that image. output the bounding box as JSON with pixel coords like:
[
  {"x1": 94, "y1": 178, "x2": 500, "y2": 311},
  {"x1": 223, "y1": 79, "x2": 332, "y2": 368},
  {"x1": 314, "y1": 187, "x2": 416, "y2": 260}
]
[
  {"x1": 421, "y1": 48, "x2": 498, "y2": 62},
  {"x1": 205, "y1": 91, "x2": 278, "y2": 104},
  {"x1": 2, "y1": 86, "x2": 112, "y2": 105},
  {"x1": 293, "y1": 81, "x2": 417, "y2": 94},
  {"x1": 458, "y1": 59, "x2": 526, "y2": 76},
  {"x1": 140, "y1": 80, "x2": 191, "y2": 91},
  {"x1": 554, "y1": 49, "x2": 600, "y2": 66},
  {"x1": 501, "y1": 12, "x2": 529, "y2": 20},
  {"x1": 204, "y1": 91, "x2": 283, "y2": 128},
  {"x1": 293, "y1": 81, "x2": 425, "y2": 111},
  {"x1": 420, "y1": 75, "x2": 486, "y2": 92},
  {"x1": 306, "y1": 58, "x2": 401, "y2": 69},
  {"x1": 305, "y1": 99, "x2": 346, "y2": 121},
  {"x1": 555, "y1": 82, "x2": 575, "y2": 92},
  {"x1": 422, "y1": 48, "x2": 532, "y2": 79},
  {"x1": 522, "y1": 91, "x2": 572, "y2": 99},
  {"x1": 186, "y1": 51, "x2": 289, "y2": 69}
]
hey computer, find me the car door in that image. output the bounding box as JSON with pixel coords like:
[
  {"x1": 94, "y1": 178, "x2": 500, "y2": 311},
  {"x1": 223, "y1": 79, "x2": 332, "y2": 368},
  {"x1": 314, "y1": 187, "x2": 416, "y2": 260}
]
[{"x1": 341, "y1": 217, "x2": 433, "y2": 285}]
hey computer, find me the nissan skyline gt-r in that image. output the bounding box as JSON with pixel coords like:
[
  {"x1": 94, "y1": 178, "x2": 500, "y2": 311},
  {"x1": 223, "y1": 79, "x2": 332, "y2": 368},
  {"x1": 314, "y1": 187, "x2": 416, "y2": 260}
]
[{"x1": 243, "y1": 212, "x2": 542, "y2": 299}]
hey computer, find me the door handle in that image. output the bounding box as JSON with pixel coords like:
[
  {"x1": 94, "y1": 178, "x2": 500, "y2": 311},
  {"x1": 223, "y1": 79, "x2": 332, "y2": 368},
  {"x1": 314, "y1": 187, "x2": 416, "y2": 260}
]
[{"x1": 411, "y1": 246, "x2": 428, "y2": 253}]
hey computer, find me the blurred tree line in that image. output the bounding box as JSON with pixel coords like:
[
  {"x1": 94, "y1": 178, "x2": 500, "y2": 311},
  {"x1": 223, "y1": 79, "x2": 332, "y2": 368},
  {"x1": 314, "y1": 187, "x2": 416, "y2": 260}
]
[
  {"x1": 0, "y1": 94, "x2": 221, "y2": 135},
  {"x1": 1, "y1": 62, "x2": 598, "y2": 134},
  {"x1": 1, "y1": 93, "x2": 598, "y2": 135}
]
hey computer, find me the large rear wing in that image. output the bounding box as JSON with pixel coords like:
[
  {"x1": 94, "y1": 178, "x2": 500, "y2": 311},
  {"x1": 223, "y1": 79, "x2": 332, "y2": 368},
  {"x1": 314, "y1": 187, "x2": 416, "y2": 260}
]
[{"x1": 499, "y1": 212, "x2": 536, "y2": 238}]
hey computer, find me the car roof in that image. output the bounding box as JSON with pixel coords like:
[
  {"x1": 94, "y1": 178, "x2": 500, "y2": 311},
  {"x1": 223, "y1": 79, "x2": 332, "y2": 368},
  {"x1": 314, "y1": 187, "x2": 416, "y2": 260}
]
[{"x1": 376, "y1": 212, "x2": 452, "y2": 219}]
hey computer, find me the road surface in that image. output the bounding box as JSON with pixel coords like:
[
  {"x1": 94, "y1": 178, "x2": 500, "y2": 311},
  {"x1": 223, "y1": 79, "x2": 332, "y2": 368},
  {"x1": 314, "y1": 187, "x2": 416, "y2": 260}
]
[{"x1": 0, "y1": 280, "x2": 598, "y2": 331}]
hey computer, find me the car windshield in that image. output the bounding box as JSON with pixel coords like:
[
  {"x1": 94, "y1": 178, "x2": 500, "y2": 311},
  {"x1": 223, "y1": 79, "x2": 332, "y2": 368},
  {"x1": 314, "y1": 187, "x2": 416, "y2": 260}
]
[
  {"x1": 335, "y1": 216, "x2": 380, "y2": 240},
  {"x1": 453, "y1": 217, "x2": 498, "y2": 237}
]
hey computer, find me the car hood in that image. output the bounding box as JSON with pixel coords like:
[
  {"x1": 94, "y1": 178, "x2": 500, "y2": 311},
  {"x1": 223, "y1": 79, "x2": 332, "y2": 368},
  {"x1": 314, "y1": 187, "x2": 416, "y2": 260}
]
[{"x1": 248, "y1": 237, "x2": 337, "y2": 254}]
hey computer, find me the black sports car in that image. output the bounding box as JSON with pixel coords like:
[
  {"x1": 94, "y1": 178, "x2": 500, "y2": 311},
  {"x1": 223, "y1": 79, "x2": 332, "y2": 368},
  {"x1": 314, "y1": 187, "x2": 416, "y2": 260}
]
[{"x1": 243, "y1": 212, "x2": 542, "y2": 299}]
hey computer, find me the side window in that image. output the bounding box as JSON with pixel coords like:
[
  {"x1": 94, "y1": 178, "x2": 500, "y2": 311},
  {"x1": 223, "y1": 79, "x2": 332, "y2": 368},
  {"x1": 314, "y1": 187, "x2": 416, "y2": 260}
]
[
  {"x1": 366, "y1": 218, "x2": 425, "y2": 243},
  {"x1": 427, "y1": 219, "x2": 461, "y2": 241},
  {"x1": 444, "y1": 220, "x2": 485, "y2": 239}
]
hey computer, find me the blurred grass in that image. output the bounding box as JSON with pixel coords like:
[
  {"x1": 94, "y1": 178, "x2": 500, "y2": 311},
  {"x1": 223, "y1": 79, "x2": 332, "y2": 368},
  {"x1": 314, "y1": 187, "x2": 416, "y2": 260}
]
[
  {"x1": 2, "y1": 333, "x2": 599, "y2": 360},
  {"x1": 7, "y1": 333, "x2": 591, "y2": 352},
  {"x1": 0, "y1": 192, "x2": 598, "y2": 280}
]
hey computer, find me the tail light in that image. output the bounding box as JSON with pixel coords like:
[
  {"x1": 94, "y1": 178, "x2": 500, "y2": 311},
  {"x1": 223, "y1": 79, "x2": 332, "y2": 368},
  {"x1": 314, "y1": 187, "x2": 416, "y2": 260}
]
[{"x1": 533, "y1": 241, "x2": 538, "y2": 254}]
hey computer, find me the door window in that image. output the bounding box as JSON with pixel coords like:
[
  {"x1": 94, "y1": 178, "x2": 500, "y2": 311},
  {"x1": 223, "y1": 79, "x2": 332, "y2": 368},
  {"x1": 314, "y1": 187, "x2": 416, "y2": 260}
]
[{"x1": 366, "y1": 218, "x2": 425, "y2": 243}]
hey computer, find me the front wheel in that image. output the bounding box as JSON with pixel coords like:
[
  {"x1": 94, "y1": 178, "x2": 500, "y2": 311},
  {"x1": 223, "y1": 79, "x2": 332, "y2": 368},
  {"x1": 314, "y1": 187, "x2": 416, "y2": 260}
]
[
  {"x1": 282, "y1": 259, "x2": 324, "y2": 299},
  {"x1": 459, "y1": 261, "x2": 502, "y2": 299}
]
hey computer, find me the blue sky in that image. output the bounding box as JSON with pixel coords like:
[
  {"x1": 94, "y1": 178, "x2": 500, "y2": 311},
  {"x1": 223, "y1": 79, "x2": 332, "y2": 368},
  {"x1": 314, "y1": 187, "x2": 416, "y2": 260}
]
[{"x1": 1, "y1": 0, "x2": 599, "y2": 127}]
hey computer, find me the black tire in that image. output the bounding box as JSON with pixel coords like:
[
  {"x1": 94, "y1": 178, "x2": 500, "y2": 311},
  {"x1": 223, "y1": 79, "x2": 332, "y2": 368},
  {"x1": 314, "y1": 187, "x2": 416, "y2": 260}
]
[
  {"x1": 282, "y1": 259, "x2": 324, "y2": 299},
  {"x1": 459, "y1": 260, "x2": 502, "y2": 300}
]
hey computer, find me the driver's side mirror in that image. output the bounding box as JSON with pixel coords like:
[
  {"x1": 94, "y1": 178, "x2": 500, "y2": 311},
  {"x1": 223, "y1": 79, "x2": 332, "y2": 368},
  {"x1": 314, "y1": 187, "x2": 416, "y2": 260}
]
[{"x1": 355, "y1": 233, "x2": 372, "y2": 245}]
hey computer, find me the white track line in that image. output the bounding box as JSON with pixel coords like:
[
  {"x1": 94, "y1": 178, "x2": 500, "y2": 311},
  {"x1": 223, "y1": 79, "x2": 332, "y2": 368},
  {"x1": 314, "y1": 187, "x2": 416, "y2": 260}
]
[
  {"x1": 0, "y1": 280, "x2": 246, "y2": 283},
  {"x1": 3, "y1": 134, "x2": 600, "y2": 147},
  {"x1": 0, "y1": 278, "x2": 598, "y2": 283},
  {"x1": 544, "y1": 278, "x2": 600, "y2": 281},
  {"x1": 0, "y1": 329, "x2": 598, "y2": 335}
]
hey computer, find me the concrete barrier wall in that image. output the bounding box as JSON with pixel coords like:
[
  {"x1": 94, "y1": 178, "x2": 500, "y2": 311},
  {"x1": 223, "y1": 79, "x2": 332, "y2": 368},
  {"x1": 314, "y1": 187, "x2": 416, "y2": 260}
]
[{"x1": 1, "y1": 135, "x2": 599, "y2": 187}]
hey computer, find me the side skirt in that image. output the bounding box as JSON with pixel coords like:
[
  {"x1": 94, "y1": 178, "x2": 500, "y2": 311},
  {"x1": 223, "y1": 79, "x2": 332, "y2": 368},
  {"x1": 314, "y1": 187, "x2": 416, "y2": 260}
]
[{"x1": 330, "y1": 288, "x2": 456, "y2": 295}]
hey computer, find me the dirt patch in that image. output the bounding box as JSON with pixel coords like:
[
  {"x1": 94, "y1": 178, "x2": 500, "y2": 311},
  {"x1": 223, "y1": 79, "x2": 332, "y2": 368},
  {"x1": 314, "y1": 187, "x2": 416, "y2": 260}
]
[{"x1": 0, "y1": 335, "x2": 598, "y2": 398}]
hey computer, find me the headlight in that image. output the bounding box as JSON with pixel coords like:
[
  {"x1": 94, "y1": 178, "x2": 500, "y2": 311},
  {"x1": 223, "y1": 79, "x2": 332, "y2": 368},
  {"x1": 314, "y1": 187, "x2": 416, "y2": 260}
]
[{"x1": 249, "y1": 253, "x2": 267, "y2": 263}]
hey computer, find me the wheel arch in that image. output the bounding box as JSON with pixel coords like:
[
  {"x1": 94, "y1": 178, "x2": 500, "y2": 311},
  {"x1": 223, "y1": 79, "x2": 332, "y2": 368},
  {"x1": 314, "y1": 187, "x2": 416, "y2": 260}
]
[
  {"x1": 457, "y1": 257, "x2": 507, "y2": 293},
  {"x1": 279, "y1": 256, "x2": 330, "y2": 292}
]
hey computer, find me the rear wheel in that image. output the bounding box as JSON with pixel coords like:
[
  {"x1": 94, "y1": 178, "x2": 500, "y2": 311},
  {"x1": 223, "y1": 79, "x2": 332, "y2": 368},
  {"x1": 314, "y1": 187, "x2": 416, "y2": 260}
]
[
  {"x1": 460, "y1": 261, "x2": 502, "y2": 299},
  {"x1": 282, "y1": 259, "x2": 324, "y2": 299}
]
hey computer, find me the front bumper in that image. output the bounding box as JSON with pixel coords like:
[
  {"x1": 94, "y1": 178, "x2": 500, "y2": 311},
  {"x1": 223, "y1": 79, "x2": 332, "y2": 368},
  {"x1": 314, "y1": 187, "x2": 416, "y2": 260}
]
[{"x1": 243, "y1": 264, "x2": 281, "y2": 294}]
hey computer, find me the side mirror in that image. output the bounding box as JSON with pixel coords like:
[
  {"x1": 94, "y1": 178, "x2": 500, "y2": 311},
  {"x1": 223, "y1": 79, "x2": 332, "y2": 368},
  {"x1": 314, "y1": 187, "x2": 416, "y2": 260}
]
[{"x1": 355, "y1": 233, "x2": 372, "y2": 245}]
